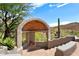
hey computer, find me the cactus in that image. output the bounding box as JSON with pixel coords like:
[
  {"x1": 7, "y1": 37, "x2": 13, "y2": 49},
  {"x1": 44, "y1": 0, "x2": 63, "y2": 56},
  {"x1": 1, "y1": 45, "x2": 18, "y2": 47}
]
[{"x1": 58, "y1": 18, "x2": 60, "y2": 38}]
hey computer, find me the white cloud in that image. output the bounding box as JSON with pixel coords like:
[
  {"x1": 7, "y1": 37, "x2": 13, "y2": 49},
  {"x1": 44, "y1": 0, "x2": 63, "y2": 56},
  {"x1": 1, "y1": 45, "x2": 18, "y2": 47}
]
[
  {"x1": 49, "y1": 3, "x2": 60, "y2": 7},
  {"x1": 30, "y1": 3, "x2": 69, "y2": 13},
  {"x1": 48, "y1": 3, "x2": 69, "y2": 8},
  {"x1": 31, "y1": 3, "x2": 69, "y2": 10},
  {"x1": 31, "y1": 3, "x2": 46, "y2": 10},
  {"x1": 57, "y1": 3, "x2": 69, "y2": 8},
  {"x1": 30, "y1": 3, "x2": 46, "y2": 13},
  {"x1": 49, "y1": 21, "x2": 72, "y2": 27},
  {"x1": 49, "y1": 4, "x2": 55, "y2": 7}
]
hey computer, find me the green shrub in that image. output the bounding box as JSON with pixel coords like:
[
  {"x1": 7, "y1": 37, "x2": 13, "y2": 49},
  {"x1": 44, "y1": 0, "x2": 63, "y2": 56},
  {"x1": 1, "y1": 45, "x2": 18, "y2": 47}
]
[
  {"x1": 35, "y1": 32, "x2": 47, "y2": 42},
  {"x1": 0, "y1": 37, "x2": 4, "y2": 46},
  {"x1": 3, "y1": 37, "x2": 15, "y2": 50}
]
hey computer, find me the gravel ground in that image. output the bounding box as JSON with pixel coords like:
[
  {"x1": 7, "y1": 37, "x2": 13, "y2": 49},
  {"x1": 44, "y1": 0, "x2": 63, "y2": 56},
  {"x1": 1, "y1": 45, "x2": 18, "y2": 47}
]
[
  {"x1": 22, "y1": 48, "x2": 56, "y2": 56},
  {"x1": 22, "y1": 41, "x2": 79, "y2": 56},
  {"x1": 71, "y1": 41, "x2": 79, "y2": 56}
]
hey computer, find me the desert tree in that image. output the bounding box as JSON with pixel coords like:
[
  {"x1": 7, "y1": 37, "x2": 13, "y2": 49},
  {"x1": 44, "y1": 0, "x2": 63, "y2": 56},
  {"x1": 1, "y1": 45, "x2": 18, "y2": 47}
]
[{"x1": 0, "y1": 3, "x2": 33, "y2": 39}]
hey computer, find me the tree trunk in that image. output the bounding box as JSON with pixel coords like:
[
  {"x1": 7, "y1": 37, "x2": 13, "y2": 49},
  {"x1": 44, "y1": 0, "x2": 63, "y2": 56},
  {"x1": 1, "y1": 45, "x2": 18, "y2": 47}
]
[
  {"x1": 3, "y1": 18, "x2": 10, "y2": 39},
  {"x1": 3, "y1": 11, "x2": 11, "y2": 39},
  {"x1": 4, "y1": 28, "x2": 10, "y2": 39}
]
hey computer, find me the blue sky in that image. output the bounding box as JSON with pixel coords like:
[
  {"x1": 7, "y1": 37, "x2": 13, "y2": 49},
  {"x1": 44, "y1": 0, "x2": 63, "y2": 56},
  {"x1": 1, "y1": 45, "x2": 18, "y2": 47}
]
[{"x1": 24, "y1": 3, "x2": 79, "y2": 27}]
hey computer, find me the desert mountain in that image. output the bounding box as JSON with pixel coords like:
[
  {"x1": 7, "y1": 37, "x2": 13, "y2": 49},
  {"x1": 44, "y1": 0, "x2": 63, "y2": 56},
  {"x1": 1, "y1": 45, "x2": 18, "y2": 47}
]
[{"x1": 51, "y1": 22, "x2": 79, "y2": 31}]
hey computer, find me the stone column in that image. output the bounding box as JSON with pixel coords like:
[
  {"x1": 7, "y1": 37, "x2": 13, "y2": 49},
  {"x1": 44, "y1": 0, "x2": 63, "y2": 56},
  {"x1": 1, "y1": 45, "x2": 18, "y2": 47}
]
[
  {"x1": 48, "y1": 29, "x2": 51, "y2": 49},
  {"x1": 17, "y1": 29, "x2": 22, "y2": 48},
  {"x1": 17, "y1": 28, "x2": 23, "y2": 54},
  {"x1": 26, "y1": 32, "x2": 29, "y2": 47},
  {"x1": 28, "y1": 31, "x2": 36, "y2": 50},
  {"x1": 46, "y1": 31, "x2": 49, "y2": 49},
  {"x1": 48, "y1": 29, "x2": 51, "y2": 41}
]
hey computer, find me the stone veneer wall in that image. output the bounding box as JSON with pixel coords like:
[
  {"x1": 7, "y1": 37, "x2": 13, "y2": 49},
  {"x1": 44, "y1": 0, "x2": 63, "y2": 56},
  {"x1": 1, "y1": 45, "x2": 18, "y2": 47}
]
[
  {"x1": 36, "y1": 42, "x2": 47, "y2": 48},
  {"x1": 48, "y1": 36, "x2": 75, "y2": 48},
  {"x1": 34, "y1": 36, "x2": 75, "y2": 49}
]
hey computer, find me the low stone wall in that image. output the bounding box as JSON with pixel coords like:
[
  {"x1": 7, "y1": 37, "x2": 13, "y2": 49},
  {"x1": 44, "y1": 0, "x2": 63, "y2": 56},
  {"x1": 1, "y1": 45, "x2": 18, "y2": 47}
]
[
  {"x1": 28, "y1": 36, "x2": 75, "y2": 50},
  {"x1": 55, "y1": 41, "x2": 76, "y2": 56},
  {"x1": 35, "y1": 36, "x2": 75, "y2": 49},
  {"x1": 48, "y1": 36, "x2": 75, "y2": 48},
  {"x1": 36, "y1": 42, "x2": 47, "y2": 49}
]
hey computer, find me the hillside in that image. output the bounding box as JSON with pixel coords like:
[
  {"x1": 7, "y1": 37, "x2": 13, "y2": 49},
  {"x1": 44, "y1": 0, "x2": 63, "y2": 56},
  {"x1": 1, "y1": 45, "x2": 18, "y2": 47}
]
[
  {"x1": 51, "y1": 22, "x2": 79, "y2": 31},
  {"x1": 50, "y1": 22, "x2": 79, "y2": 39}
]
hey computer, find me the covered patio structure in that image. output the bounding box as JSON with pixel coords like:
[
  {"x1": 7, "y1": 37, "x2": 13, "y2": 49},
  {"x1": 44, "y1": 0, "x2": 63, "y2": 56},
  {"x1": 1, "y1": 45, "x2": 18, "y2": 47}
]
[{"x1": 17, "y1": 18, "x2": 50, "y2": 50}]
